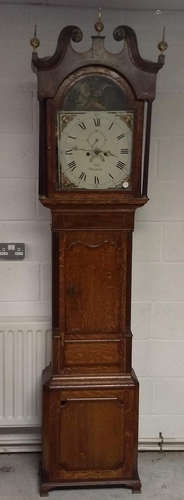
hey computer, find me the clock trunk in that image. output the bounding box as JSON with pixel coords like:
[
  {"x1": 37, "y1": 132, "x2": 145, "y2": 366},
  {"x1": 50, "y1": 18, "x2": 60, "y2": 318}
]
[{"x1": 41, "y1": 208, "x2": 140, "y2": 494}]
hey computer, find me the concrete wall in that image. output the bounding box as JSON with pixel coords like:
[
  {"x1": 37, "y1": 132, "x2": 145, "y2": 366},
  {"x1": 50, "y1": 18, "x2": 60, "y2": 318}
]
[{"x1": 0, "y1": 4, "x2": 184, "y2": 448}]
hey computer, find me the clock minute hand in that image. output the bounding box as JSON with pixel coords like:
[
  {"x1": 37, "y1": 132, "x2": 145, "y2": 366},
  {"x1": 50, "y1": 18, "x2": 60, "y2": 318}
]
[
  {"x1": 72, "y1": 146, "x2": 91, "y2": 153},
  {"x1": 72, "y1": 147, "x2": 117, "y2": 158}
]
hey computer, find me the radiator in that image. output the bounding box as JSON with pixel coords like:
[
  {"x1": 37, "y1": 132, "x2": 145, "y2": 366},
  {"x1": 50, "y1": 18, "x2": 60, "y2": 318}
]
[{"x1": 0, "y1": 321, "x2": 51, "y2": 427}]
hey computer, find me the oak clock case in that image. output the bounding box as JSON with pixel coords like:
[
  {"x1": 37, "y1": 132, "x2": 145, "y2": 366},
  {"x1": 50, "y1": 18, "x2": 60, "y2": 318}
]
[{"x1": 31, "y1": 23, "x2": 164, "y2": 496}]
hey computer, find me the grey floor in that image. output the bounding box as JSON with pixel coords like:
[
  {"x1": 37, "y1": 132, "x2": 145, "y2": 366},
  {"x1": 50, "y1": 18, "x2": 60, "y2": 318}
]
[{"x1": 0, "y1": 452, "x2": 183, "y2": 499}]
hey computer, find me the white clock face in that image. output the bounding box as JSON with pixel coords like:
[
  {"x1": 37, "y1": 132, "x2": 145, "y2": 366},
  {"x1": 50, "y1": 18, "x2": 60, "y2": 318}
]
[{"x1": 57, "y1": 111, "x2": 133, "y2": 190}]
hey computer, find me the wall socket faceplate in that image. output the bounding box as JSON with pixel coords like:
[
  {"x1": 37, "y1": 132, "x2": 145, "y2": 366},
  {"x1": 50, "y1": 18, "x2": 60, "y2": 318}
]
[{"x1": 0, "y1": 243, "x2": 25, "y2": 260}]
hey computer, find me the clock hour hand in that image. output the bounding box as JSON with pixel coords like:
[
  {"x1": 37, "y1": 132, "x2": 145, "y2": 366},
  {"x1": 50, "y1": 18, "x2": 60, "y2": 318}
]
[
  {"x1": 103, "y1": 150, "x2": 118, "y2": 158},
  {"x1": 89, "y1": 148, "x2": 118, "y2": 162},
  {"x1": 91, "y1": 147, "x2": 119, "y2": 159},
  {"x1": 70, "y1": 146, "x2": 105, "y2": 162}
]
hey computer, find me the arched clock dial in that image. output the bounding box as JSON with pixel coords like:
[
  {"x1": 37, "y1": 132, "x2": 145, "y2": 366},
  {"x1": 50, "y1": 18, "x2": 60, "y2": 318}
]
[{"x1": 57, "y1": 111, "x2": 133, "y2": 190}]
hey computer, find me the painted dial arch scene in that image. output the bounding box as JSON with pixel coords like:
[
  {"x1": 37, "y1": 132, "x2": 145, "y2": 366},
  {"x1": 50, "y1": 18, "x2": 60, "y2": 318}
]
[{"x1": 57, "y1": 111, "x2": 134, "y2": 191}]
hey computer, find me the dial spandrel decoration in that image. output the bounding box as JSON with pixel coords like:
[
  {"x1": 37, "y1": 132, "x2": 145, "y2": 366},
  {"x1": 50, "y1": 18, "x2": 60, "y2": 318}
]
[{"x1": 57, "y1": 110, "x2": 134, "y2": 191}]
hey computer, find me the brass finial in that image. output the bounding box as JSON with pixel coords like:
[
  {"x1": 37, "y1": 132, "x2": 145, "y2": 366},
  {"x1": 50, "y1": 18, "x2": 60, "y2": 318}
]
[
  {"x1": 30, "y1": 24, "x2": 40, "y2": 53},
  {"x1": 94, "y1": 8, "x2": 104, "y2": 33},
  {"x1": 158, "y1": 27, "x2": 168, "y2": 53}
]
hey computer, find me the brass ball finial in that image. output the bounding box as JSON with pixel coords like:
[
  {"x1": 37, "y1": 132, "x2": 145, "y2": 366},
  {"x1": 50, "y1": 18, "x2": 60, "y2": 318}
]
[
  {"x1": 158, "y1": 27, "x2": 168, "y2": 53},
  {"x1": 94, "y1": 8, "x2": 104, "y2": 33},
  {"x1": 30, "y1": 24, "x2": 40, "y2": 53}
]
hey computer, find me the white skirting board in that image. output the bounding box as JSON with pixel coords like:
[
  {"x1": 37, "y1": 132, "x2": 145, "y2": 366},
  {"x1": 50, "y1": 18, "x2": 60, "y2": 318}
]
[{"x1": 0, "y1": 429, "x2": 184, "y2": 453}]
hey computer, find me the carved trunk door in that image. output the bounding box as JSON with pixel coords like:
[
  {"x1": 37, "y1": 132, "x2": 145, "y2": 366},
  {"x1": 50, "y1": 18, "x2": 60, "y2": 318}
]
[
  {"x1": 59, "y1": 230, "x2": 129, "y2": 335},
  {"x1": 56, "y1": 230, "x2": 132, "y2": 374}
]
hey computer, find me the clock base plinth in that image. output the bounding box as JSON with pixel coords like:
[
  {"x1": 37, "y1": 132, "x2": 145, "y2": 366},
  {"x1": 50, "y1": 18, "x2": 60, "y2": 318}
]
[
  {"x1": 40, "y1": 471, "x2": 141, "y2": 497},
  {"x1": 41, "y1": 370, "x2": 140, "y2": 496},
  {"x1": 40, "y1": 485, "x2": 49, "y2": 497}
]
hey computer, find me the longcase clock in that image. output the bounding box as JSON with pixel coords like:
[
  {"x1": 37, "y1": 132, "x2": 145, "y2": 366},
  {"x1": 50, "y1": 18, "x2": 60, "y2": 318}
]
[{"x1": 31, "y1": 13, "x2": 165, "y2": 496}]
